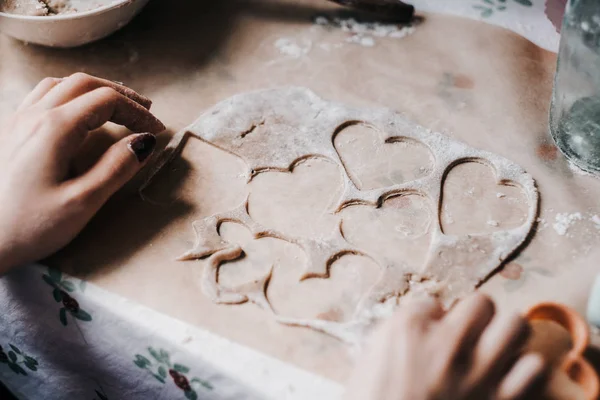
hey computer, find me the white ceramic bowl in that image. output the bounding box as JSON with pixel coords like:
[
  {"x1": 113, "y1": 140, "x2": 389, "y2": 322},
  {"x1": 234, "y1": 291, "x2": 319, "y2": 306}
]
[{"x1": 0, "y1": 0, "x2": 151, "y2": 48}]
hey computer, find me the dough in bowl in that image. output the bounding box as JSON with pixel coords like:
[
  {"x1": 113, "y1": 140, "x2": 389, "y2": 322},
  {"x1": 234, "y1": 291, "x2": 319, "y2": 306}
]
[{"x1": 0, "y1": 0, "x2": 115, "y2": 15}]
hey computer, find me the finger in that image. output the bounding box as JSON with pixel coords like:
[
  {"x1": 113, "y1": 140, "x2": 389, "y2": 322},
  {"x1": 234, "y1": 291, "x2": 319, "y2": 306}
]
[
  {"x1": 36, "y1": 72, "x2": 152, "y2": 110},
  {"x1": 400, "y1": 295, "x2": 446, "y2": 322},
  {"x1": 18, "y1": 77, "x2": 62, "y2": 110},
  {"x1": 367, "y1": 298, "x2": 442, "y2": 370},
  {"x1": 370, "y1": 296, "x2": 444, "y2": 348},
  {"x1": 71, "y1": 126, "x2": 130, "y2": 176},
  {"x1": 374, "y1": 297, "x2": 445, "y2": 348},
  {"x1": 465, "y1": 312, "x2": 532, "y2": 394},
  {"x1": 442, "y1": 293, "x2": 496, "y2": 360},
  {"x1": 496, "y1": 353, "x2": 547, "y2": 400},
  {"x1": 53, "y1": 87, "x2": 164, "y2": 147},
  {"x1": 64, "y1": 133, "x2": 156, "y2": 212}
]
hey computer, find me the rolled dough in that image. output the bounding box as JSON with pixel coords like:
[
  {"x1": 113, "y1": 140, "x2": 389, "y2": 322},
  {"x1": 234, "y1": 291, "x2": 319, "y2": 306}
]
[{"x1": 142, "y1": 87, "x2": 539, "y2": 344}]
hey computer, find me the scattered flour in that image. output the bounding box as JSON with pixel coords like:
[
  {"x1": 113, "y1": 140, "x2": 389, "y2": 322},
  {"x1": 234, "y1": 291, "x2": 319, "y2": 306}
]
[
  {"x1": 497, "y1": 192, "x2": 506, "y2": 198},
  {"x1": 313, "y1": 16, "x2": 416, "y2": 47},
  {"x1": 487, "y1": 220, "x2": 499, "y2": 227},
  {"x1": 552, "y1": 212, "x2": 583, "y2": 236},
  {"x1": 346, "y1": 35, "x2": 375, "y2": 47},
  {"x1": 592, "y1": 215, "x2": 600, "y2": 229},
  {"x1": 314, "y1": 16, "x2": 329, "y2": 26},
  {"x1": 318, "y1": 43, "x2": 343, "y2": 51},
  {"x1": 536, "y1": 217, "x2": 548, "y2": 230},
  {"x1": 274, "y1": 38, "x2": 312, "y2": 58},
  {"x1": 539, "y1": 212, "x2": 600, "y2": 235}
]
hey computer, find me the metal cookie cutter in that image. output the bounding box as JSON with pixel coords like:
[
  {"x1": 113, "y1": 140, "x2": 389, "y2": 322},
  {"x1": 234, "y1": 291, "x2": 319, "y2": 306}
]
[{"x1": 526, "y1": 302, "x2": 600, "y2": 400}]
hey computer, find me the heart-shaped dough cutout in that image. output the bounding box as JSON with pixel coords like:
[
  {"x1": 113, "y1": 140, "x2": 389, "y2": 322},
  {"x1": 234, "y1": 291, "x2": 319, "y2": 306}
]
[
  {"x1": 334, "y1": 122, "x2": 434, "y2": 191},
  {"x1": 441, "y1": 161, "x2": 528, "y2": 235},
  {"x1": 248, "y1": 157, "x2": 343, "y2": 238},
  {"x1": 267, "y1": 254, "x2": 380, "y2": 323},
  {"x1": 340, "y1": 193, "x2": 433, "y2": 273}
]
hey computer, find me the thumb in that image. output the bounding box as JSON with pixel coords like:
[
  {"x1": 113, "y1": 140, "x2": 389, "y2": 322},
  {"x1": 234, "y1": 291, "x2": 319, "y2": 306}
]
[{"x1": 68, "y1": 132, "x2": 156, "y2": 211}]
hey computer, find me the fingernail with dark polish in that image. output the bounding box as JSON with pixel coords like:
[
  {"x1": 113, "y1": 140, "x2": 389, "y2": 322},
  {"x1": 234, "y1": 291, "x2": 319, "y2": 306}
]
[{"x1": 128, "y1": 133, "x2": 156, "y2": 163}]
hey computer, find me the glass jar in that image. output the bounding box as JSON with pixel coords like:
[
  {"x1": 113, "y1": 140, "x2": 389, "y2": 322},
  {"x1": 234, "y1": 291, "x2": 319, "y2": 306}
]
[{"x1": 550, "y1": 0, "x2": 600, "y2": 173}]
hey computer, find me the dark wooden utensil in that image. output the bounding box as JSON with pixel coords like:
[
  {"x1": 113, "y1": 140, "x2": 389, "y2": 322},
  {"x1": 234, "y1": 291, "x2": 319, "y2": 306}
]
[{"x1": 326, "y1": 0, "x2": 414, "y2": 23}]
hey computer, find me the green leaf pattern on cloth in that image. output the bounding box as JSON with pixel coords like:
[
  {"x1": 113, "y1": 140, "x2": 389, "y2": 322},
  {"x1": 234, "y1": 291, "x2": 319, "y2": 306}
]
[
  {"x1": 0, "y1": 344, "x2": 39, "y2": 376},
  {"x1": 61, "y1": 281, "x2": 75, "y2": 292},
  {"x1": 473, "y1": 0, "x2": 533, "y2": 18},
  {"x1": 59, "y1": 308, "x2": 68, "y2": 326},
  {"x1": 0, "y1": 261, "x2": 297, "y2": 398},
  {"x1": 52, "y1": 288, "x2": 62, "y2": 303},
  {"x1": 42, "y1": 268, "x2": 93, "y2": 327},
  {"x1": 173, "y1": 364, "x2": 190, "y2": 374},
  {"x1": 133, "y1": 347, "x2": 214, "y2": 398}
]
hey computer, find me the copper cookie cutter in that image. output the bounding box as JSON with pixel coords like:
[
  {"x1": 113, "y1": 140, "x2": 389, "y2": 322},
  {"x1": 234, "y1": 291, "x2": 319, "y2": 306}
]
[{"x1": 526, "y1": 302, "x2": 600, "y2": 400}]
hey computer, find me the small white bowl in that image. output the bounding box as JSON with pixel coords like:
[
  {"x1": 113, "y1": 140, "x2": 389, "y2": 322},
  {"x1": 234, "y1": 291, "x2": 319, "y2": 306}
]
[{"x1": 0, "y1": 0, "x2": 151, "y2": 48}]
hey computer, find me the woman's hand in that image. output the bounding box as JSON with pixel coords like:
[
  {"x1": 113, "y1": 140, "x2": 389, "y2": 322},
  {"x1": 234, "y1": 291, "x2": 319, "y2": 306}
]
[
  {"x1": 0, "y1": 73, "x2": 165, "y2": 274},
  {"x1": 345, "y1": 294, "x2": 547, "y2": 400}
]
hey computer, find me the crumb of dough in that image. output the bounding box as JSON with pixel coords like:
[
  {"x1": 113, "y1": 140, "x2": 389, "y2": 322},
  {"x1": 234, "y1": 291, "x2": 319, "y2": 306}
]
[{"x1": 1, "y1": 0, "x2": 116, "y2": 16}]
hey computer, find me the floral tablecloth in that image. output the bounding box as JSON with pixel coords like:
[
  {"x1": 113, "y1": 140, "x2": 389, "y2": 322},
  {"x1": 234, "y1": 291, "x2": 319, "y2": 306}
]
[
  {"x1": 0, "y1": 1, "x2": 565, "y2": 399},
  {"x1": 1, "y1": 264, "x2": 344, "y2": 400}
]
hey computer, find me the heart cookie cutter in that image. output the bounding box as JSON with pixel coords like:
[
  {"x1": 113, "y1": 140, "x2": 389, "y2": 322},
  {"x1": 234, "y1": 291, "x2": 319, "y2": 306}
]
[{"x1": 526, "y1": 302, "x2": 600, "y2": 400}]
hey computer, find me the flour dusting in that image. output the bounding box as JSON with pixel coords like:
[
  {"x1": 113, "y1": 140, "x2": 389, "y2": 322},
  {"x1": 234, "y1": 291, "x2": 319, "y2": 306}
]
[
  {"x1": 273, "y1": 15, "x2": 416, "y2": 58},
  {"x1": 553, "y1": 212, "x2": 583, "y2": 236},
  {"x1": 274, "y1": 38, "x2": 312, "y2": 58},
  {"x1": 592, "y1": 215, "x2": 600, "y2": 229},
  {"x1": 346, "y1": 35, "x2": 375, "y2": 47},
  {"x1": 536, "y1": 217, "x2": 548, "y2": 230},
  {"x1": 313, "y1": 16, "x2": 417, "y2": 47}
]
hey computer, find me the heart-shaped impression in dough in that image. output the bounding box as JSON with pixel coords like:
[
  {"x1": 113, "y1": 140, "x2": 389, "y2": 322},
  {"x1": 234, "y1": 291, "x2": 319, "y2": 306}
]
[
  {"x1": 440, "y1": 161, "x2": 528, "y2": 236},
  {"x1": 333, "y1": 122, "x2": 434, "y2": 191},
  {"x1": 247, "y1": 157, "x2": 343, "y2": 239},
  {"x1": 340, "y1": 193, "x2": 433, "y2": 274}
]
